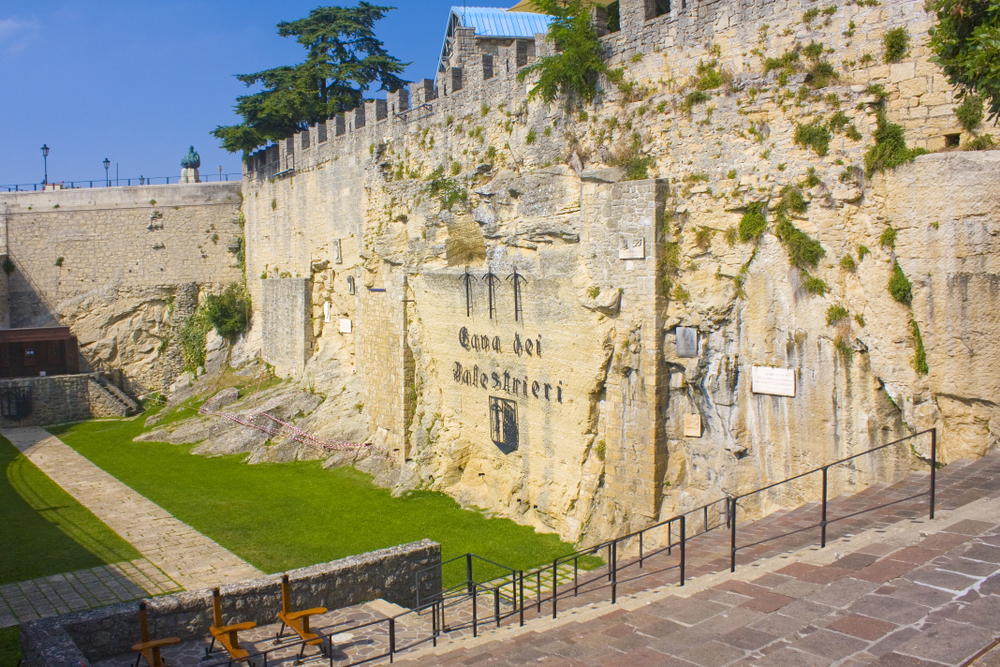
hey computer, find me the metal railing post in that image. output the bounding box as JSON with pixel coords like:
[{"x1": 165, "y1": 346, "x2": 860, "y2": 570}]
[
  {"x1": 679, "y1": 514, "x2": 686, "y2": 586},
  {"x1": 552, "y1": 560, "x2": 558, "y2": 619},
  {"x1": 730, "y1": 497, "x2": 738, "y2": 573},
  {"x1": 930, "y1": 427, "x2": 937, "y2": 519},
  {"x1": 519, "y1": 571, "x2": 524, "y2": 627},
  {"x1": 494, "y1": 586, "x2": 500, "y2": 627},
  {"x1": 432, "y1": 600, "x2": 438, "y2": 647},
  {"x1": 388, "y1": 617, "x2": 395, "y2": 663},
  {"x1": 466, "y1": 553, "x2": 474, "y2": 595},
  {"x1": 821, "y1": 466, "x2": 829, "y2": 548},
  {"x1": 472, "y1": 587, "x2": 477, "y2": 637},
  {"x1": 536, "y1": 571, "x2": 541, "y2": 612},
  {"x1": 639, "y1": 531, "x2": 644, "y2": 568},
  {"x1": 611, "y1": 541, "x2": 618, "y2": 605},
  {"x1": 574, "y1": 557, "x2": 579, "y2": 595}
]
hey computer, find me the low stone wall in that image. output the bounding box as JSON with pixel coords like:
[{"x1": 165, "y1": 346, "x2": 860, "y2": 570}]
[
  {"x1": 0, "y1": 373, "x2": 127, "y2": 427},
  {"x1": 20, "y1": 540, "x2": 441, "y2": 667}
]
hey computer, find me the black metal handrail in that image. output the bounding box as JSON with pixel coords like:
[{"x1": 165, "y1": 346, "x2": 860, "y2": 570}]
[
  {"x1": 428, "y1": 427, "x2": 938, "y2": 631},
  {"x1": 725, "y1": 427, "x2": 938, "y2": 571},
  {"x1": 205, "y1": 428, "x2": 940, "y2": 665},
  {"x1": 1, "y1": 173, "x2": 242, "y2": 192}
]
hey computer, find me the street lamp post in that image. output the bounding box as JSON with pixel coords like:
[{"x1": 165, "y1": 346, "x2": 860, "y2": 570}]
[
  {"x1": 103, "y1": 158, "x2": 110, "y2": 187},
  {"x1": 41, "y1": 144, "x2": 49, "y2": 185}
]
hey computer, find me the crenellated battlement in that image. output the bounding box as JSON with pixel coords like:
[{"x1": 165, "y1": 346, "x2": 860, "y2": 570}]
[
  {"x1": 244, "y1": 0, "x2": 942, "y2": 184},
  {"x1": 244, "y1": 27, "x2": 549, "y2": 181}
]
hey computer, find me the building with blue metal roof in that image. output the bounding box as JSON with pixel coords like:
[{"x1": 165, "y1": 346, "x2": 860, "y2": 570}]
[{"x1": 438, "y1": 6, "x2": 554, "y2": 73}]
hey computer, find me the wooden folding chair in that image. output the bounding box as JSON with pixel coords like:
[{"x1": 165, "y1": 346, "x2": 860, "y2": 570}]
[
  {"x1": 132, "y1": 600, "x2": 180, "y2": 667},
  {"x1": 275, "y1": 575, "x2": 327, "y2": 663},
  {"x1": 207, "y1": 587, "x2": 257, "y2": 665}
]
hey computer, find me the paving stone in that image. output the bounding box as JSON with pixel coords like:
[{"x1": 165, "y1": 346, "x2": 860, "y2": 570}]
[
  {"x1": 884, "y1": 580, "x2": 956, "y2": 608},
  {"x1": 854, "y1": 560, "x2": 919, "y2": 584},
  {"x1": 792, "y1": 628, "x2": 869, "y2": 660},
  {"x1": 833, "y1": 554, "x2": 881, "y2": 571},
  {"x1": 873, "y1": 652, "x2": 948, "y2": 666},
  {"x1": 748, "y1": 646, "x2": 832, "y2": 666},
  {"x1": 949, "y1": 595, "x2": 1000, "y2": 631},
  {"x1": 894, "y1": 619, "x2": 994, "y2": 664},
  {"x1": 944, "y1": 557, "x2": 1000, "y2": 577},
  {"x1": 846, "y1": 595, "x2": 930, "y2": 625},
  {"x1": 945, "y1": 520, "x2": 996, "y2": 536},
  {"x1": 676, "y1": 640, "x2": 746, "y2": 667},
  {"x1": 657, "y1": 599, "x2": 728, "y2": 626},
  {"x1": 826, "y1": 615, "x2": 899, "y2": 641},
  {"x1": 805, "y1": 578, "x2": 879, "y2": 608},
  {"x1": 749, "y1": 612, "x2": 812, "y2": 637},
  {"x1": 773, "y1": 598, "x2": 835, "y2": 623},
  {"x1": 718, "y1": 626, "x2": 778, "y2": 650},
  {"x1": 905, "y1": 568, "x2": 980, "y2": 592},
  {"x1": 739, "y1": 591, "x2": 794, "y2": 614},
  {"x1": 801, "y1": 566, "x2": 853, "y2": 585},
  {"x1": 603, "y1": 648, "x2": 697, "y2": 667}
]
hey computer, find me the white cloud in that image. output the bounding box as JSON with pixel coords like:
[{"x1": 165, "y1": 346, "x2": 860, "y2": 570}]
[{"x1": 0, "y1": 17, "x2": 39, "y2": 54}]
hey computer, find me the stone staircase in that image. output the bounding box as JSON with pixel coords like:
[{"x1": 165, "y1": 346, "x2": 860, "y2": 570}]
[{"x1": 86, "y1": 375, "x2": 140, "y2": 417}]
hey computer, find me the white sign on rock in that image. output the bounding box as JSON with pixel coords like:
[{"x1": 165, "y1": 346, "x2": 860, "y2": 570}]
[
  {"x1": 618, "y1": 236, "x2": 645, "y2": 260},
  {"x1": 751, "y1": 366, "x2": 796, "y2": 397}
]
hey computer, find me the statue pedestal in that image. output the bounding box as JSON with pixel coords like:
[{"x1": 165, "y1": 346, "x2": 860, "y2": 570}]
[{"x1": 180, "y1": 167, "x2": 200, "y2": 184}]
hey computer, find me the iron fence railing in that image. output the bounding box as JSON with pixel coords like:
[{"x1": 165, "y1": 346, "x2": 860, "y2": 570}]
[
  {"x1": 204, "y1": 428, "x2": 939, "y2": 665},
  {"x1": 1, "y1": 173, "x2": 242, "y2": 192},
  {"x1": 415, "y1": 428, "x2": 938, "y2": 634}
]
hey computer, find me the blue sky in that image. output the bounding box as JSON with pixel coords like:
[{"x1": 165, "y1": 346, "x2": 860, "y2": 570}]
[{"x1": 0, "y1": 1, "x2": 517, "y2": 188}]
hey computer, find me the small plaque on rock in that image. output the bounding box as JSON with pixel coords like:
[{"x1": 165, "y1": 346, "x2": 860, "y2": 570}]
[
  {"x1": 684, "y1": 413, "x2": 702, "y2": 437},
  {"x1": 676, "y1": 327, "x2": 698, "y2": 357},
  {"x1": 339, "y1": 318, "x2": 352, "y2": 334},
  {"x1": 618, "y1": 236, "x2": 645, "y2": 260},
  {"x1": 751, "y1": 366, "x2": 796, "y2": 397}
]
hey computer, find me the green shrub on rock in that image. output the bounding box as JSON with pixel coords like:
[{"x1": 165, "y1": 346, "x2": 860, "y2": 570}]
[
  {"x1": 738, "y1": 202, "x2": 768, "y2": 242},
  {"x1": 795, "y1": 121, "x2": 832, "y2": 156},
  {"x1": 883, "y1": 27, "x2": 910, "y2": 63},
  {"x1": 204, "y1": 282, "x2": 252, "y2": 338},
  {"x1": 888, "y1": 261, "x2": 912, "y2": 305},
  {"x1": 954, "y1": 94, "x2": 985, "y2": 132}
]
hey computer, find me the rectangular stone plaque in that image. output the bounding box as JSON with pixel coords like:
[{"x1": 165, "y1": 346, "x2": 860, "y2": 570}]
[
  {"x1": 339, "y1": 318, "x2": 352, "y2": 334},
  {"x1": 618, "y1": 236, "x2": 645, "y2": 260},
  {"x1": 332, "y1": 238, "x2": 343, "y2": 264},
  {"x1": 684, "y1": 413, "x2": 702, "y2": 437},
  {"x1": 751, "y1": 366, "x2": 796, "y2": 397},
  {"x1": 676, "y1": 327, "x2": 698, "y2": 357}
]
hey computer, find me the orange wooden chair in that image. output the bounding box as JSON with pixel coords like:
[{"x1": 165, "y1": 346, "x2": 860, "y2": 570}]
[
  {"x1": 207, "y1": 587, "x2": 257, "y2": 665},
  {"x1": 132, "y1": 600, "x2": 180, "y2": 667},
  {"x1": 275, "y1": 575, "x2": 327, "y2": 662}
]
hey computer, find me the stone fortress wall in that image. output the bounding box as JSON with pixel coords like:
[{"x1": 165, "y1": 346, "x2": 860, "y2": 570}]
[
  {"x1": 0, "y1": 183, "x2": 243, "y2": 393},
  {"x1": 239, "y1": 0, "x2": 999, "y2": 543}
]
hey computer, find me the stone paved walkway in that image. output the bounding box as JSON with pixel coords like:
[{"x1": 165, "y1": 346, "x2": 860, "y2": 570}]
[
  {"x1": 2, "y1": 427, "x2": 263, "y2": 618},
  {"x1": 0, "y1": 559, "x2": 180, "y2": 628},
  {"x1": 384, "y1": 449, "x2": 1000, "y2": 667}
]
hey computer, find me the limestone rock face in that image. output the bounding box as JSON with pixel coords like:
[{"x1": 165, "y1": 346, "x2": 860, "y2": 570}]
[{"x1": 236, "y1": 8, "x2": 1000, "y2": 545}]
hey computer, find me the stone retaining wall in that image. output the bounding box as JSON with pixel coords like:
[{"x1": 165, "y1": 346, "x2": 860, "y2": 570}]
[
  {"x1": 20, "y1": 540, "x2": 441, "y2": 667},
  {"x1": 0, "y1": 373, "x2": 128, "y2": 427}
]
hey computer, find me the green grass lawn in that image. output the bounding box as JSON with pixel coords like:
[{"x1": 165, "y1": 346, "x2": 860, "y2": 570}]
[
  {"x1": 1, "y1": 435, "x2": 142, "y2": 667},
  {"x1": 0, "y1": 435, "x2": 141, "y2": 583},
  {"x1": 0, "y1": 627, "x2": 19, "y2": 667},
  {"x1": 49, "y1": 415, "x2": 586, "y2": 585}
]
